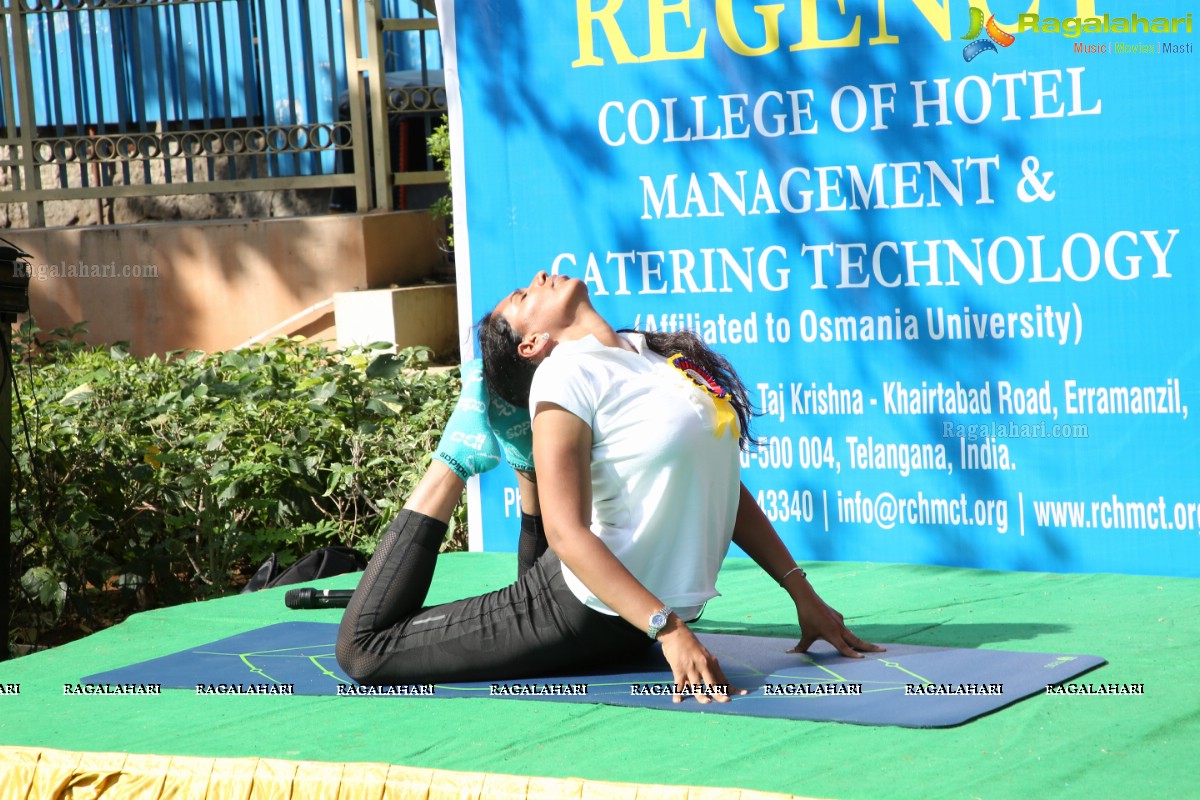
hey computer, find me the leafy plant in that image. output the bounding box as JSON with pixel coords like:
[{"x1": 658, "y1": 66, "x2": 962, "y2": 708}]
[
  {"x1": 7, "y1": 322, "x2": 465, "y2": 655},
  {"x1": 427, "y1": 116, "x2": 454, "y2": 249}
]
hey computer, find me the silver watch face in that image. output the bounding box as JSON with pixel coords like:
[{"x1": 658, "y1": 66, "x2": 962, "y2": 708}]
[{"x1": 650, "y1": 611, "x2": 668, "y2": 629}]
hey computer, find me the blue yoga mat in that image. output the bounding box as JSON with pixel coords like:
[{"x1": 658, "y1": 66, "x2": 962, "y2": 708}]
[{"x1": 83, "y1": 622, "x2": 1105, "y2": 728}]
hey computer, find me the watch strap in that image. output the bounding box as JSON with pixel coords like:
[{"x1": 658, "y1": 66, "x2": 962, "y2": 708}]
[{"x1": 647, "y1": 606, "x2": 672, "y2": 639}]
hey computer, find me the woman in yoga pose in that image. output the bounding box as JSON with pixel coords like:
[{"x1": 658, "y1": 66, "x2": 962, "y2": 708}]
[{"x1": 336, "y1": 271, "x2": 879, "y2": 701}]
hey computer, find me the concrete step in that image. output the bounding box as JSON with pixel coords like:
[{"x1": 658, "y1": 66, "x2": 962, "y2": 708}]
[{"x1": 332, "y1": 284, "x2": 460, "y2": 360}]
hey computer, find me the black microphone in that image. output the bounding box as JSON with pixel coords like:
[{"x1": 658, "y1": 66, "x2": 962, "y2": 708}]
[{"x1": 284, "y1": 588, "x2": 355, "y2": 609}]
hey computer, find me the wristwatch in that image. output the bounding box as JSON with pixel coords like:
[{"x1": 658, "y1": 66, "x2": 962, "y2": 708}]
[{"x1": 647, "y1": 606, "x2": 673, "y2": 639}]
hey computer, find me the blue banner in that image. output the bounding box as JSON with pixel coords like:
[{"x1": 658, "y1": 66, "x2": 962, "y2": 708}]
[{"x1": 439, "y1": 0, "x2": 1198, "y2": 577}]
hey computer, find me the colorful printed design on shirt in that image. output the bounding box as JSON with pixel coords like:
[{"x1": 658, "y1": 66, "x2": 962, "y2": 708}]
[{"x1": 669, "y1": 354, "x2": 739, "y2": 440}]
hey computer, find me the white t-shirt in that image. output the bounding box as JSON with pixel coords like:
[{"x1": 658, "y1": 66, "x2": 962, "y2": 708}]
[{"x1": 528, "y1": 332, "x2": 742, "y2": 618}]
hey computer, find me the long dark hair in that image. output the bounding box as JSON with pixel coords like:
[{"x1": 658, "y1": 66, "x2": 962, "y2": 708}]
[
  {"x1": 477, "y1": 313, "x2": 756, "y2": 449},
  {"x1": 477, "y1": 311, "x2": 538, "y2": 407},
  {"x1": 621, "y1": 328, "x2": 755, "y2": 449}
]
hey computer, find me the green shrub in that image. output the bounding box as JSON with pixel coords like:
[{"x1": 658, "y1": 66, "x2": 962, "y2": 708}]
[
  {"x1": 7, "y1": 322, "x2": 463, "y2": 652},
  {"x1": 427, "y1": 117, "x2": 454, "y2": 248}
]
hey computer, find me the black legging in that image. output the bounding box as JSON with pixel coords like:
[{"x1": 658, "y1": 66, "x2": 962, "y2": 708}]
[{"x1": 335, "y1": 509, "x2": 652, "y2": 685}]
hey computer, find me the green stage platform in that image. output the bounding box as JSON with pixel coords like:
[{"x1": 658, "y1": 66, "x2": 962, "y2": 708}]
[{"x1": 1, "y1": 554, "x2": 1195, "y2": 798}]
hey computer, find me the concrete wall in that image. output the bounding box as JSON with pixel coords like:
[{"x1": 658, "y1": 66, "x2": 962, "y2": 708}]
[{"x1": 6, "y1": 211, "x2": 457, "y2": 357}]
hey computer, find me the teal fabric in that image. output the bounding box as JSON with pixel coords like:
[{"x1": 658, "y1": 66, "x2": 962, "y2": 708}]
[
  {"x1": 431, "y1": 360, "x2": 504, "y2": 479},
  {"x1": 432, "y1": 359, "x2": 533, "y2": 478}
]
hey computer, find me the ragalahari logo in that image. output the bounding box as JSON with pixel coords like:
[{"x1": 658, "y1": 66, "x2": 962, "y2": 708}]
[{"x1": 961, "y1": 6, "x2": 1016, "y2": 61}]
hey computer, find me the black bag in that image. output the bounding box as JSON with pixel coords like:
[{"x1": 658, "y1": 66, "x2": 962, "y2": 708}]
[{"x1": 241, "y1": 545, "x2": 367, "y2": 593}]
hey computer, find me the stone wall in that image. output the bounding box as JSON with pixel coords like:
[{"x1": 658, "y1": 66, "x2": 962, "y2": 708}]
[{"x1": 5, "y1": 211, "x2": 453, "y2": 358}]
